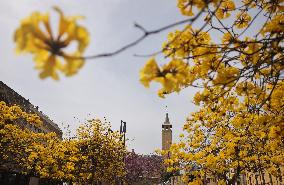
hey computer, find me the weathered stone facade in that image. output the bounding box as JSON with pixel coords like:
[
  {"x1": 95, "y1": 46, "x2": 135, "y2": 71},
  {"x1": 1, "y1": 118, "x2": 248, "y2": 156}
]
[{"x1": 0, "y1": 81, "x2": 62, "y2": 138}]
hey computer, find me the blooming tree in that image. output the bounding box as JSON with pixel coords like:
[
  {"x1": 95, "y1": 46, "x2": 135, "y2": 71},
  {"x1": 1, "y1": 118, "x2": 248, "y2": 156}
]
[
  {"x1": 139, "y1": 0, "x2": 284, "y2": 184},
  {"x1": 125, "y1": 151, "x2": 167, "y2": 184},
  {"x1": 73, "y1": 119, "x2": 126, "y2": 184},
  {"x1": 0, "y1": 101, "x2": 127, "y2": 184}
]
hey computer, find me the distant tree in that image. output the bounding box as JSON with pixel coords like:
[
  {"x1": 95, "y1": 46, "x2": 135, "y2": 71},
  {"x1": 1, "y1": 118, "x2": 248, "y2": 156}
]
[
  {"x1": 125, "y1": 151, "x2": 168, "y2": 184},
  {"x1": 74, "y1": 119, "x2": 126, "y2": 184}
]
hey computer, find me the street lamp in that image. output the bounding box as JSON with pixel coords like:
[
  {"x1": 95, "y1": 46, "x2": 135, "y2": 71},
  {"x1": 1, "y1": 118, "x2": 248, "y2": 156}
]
[
  {"x1": 120, "y1": 120, "x2": 126, "y2": 146},
  {"x1": 118, "y1": 120, "x2": 126, "y2": 185}
]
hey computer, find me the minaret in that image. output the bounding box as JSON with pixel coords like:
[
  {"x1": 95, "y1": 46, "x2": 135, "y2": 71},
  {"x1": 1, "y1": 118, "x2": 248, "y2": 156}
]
[{"x1": 162, "y1": 113, "x2": 172, "y2": 150}]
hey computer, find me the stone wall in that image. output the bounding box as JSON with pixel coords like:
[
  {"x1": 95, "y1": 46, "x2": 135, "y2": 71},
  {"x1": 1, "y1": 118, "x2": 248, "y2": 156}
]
[{"x1": 0, "y1": 81, "x2": 62, "y2": 138}]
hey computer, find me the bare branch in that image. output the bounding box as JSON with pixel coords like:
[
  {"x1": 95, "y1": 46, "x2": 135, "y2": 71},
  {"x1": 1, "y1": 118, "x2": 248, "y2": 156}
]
[{"x1": 80, "y1": 10, "x2": 205, "y2": 60}]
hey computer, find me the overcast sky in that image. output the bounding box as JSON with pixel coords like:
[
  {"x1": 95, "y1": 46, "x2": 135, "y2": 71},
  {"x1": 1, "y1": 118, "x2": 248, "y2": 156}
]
[{"x1": 0, "y1": 0, "x2": 199, "y2": 154}]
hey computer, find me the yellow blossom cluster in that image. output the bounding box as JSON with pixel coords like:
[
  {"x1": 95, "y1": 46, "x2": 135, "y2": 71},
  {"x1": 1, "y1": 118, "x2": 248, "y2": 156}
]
[
  {"x1": 140, "y1": 58, "x2": 191, "y2": 97},
  {"x1": 215, "y1": 0, "x2": 235, "y2": 19},
  {"x1": 0, "y1": 101, "x2": 42, "y2": 127},
  {"x1": 0, "y1": 101, "x2": 127, "y2": 184},
  {"x1": 160, "y1": 91, "x2": 283, "y2": 183},
  {"x1": 0, "y1": 101, "x2": 44, "y2": 172},
  {"x1": 73, "y1": 119, "x2": 126, "y2": 184},
  {"x1": 145, "y1": 0, "x2": 284, "y2": 184},
  {"x1": 14, "y1": 7, "x2": 89, "y2": 80},
  {"x1": 141, "y1": 0, "x2": 283, "y2": 97}
]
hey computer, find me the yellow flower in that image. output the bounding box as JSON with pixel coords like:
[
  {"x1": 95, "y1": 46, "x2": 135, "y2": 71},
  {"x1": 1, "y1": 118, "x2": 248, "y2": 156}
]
[
  {"x1": 216, "y1": 0, "x2": 236, "y2": 19},
  {"x1": 242, "y1": 0, "x2": 257, "y2": 7},
  {"x1": 188, "y1": 178, "x2": 203, "y2": 185},
  {"x1": 235, "y1": 12, "x2": 251, "y2": 29},
  {"x1": 269, "y1": 126, "x2": 281, "y2": 139},
  {"x1": 177, "y1": 0, "x2": 207, "y2": 16},
  {"x1": 14, "y1": 7, "x2": 89, "y2": 80},
  {"x1": 177, "y1": 0, "x2": 194, "y2": 16},
  {"x1": 158, "y1": 59, "x2": 191, "y2": 98},
  {"x1": 222, "y1": 33, "x2": 234, "y2": 45},
  {"x1": 140, "y1": 57, "x2": 160, "y2": 87},
  {"x1": 261, "y1": 14, "x2": 284, "y2": 35},
  {"x1": 213, "y1": 66, "x2": 240, "y2": 86},
  {"x1": 218, "y1": 179, "x2": 226, "y2": 185}
]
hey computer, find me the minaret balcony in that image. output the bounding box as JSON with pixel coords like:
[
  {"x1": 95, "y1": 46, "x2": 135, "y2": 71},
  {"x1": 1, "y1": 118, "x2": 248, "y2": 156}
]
[{"x1": 162, "y1": 124, "x2": 172, "y2": 129}]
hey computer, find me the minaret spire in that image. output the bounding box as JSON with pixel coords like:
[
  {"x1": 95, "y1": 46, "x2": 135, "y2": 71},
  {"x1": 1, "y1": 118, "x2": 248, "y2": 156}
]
[{"x1": 165, "y1": 113, "x2": 170, "y2": 124}]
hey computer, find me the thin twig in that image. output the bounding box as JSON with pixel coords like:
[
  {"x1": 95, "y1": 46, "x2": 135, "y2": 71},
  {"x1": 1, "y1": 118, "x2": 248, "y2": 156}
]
[{"x1": 80, "y1": 14, "x2": 204, "y2": 60}]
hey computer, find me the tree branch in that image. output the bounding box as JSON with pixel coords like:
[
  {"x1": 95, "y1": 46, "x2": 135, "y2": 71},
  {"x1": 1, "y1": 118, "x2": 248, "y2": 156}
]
[{"x1": 80, "y1": 11, "x2": 205, "y2": 60}]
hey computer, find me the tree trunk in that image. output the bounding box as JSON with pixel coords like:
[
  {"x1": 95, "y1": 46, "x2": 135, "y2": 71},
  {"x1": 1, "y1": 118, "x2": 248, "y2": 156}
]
[
  {"x1": 269, "y1": 173, "x2": 273, "y2": 185},
  {"x1": 255, "y1": 175, "x2": 259, "y2": 185},
  {"x1": 277, "y1": 167, "x2": 282, "y2": 184},
  {"x1": 249, "y1": 175, "x2": 252, "y2": 185},
  {"x1": 260, "y1": 171, "x2": 265, "y2": 185}
]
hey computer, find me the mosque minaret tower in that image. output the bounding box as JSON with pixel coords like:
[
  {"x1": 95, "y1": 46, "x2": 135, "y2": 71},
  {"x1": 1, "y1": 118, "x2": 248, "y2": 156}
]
[{"x1": 162, "y1": 113, "x2": 172, "y2": 150}]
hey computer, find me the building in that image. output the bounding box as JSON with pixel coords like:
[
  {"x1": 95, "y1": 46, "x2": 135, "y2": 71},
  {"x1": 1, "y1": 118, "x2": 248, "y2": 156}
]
[
  {"x1": 162, "y1": 113, "x2": 172, "y2": 151},
  {"x1": 0, "y1": 81, "x2": 62, "y2": 138},
  {"x1": 244, "y1": 170, "x2": 283, "y2": 185}
]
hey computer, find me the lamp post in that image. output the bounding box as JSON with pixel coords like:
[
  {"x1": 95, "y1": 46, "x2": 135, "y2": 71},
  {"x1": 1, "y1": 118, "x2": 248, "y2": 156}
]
[
  {"x1": 119, "y1": 120, "x2": 126, "y2": 185},
  {"x1": 120, "y1": 120, "x2": 126, "y2": 146}
]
